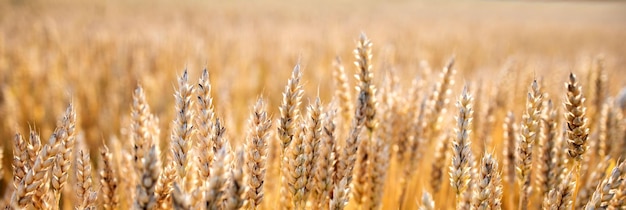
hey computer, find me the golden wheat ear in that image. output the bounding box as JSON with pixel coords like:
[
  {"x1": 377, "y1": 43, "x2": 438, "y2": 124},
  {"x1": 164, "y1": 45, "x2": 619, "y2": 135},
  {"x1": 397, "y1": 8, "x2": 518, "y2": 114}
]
[
  {"x1": 449, "y1": 86, "x2": 474, "y2": 209},
  {"x1": 170, "y1": 69, "x2": 196, "y2": 193},
  {"x1": 419, "y1": 191, "x2": 435, "y2": 210},
  {"x1": 76, "y1": 149, "x2": 97, "y2": 210},
  {"x1": 195, "y1": 68, "x2": 216, "y2": 182},
  {"x1": 472, "y1": 152, "x2": 498, "y2": 210},
  {"x1": 278, "y1": 64, "x2": 304, "y2": 152},
  {"x1": 244, "y1": 98, "x2": 271, "y2": 209},
  {"x1": 564, "y1": 72, "x2": 589, "y2": 164},
  {"x1": 517, "y1": 80, "x2": 543, "y2": 210},
  {"x1": 99, "y1": 146, "x2": 118, "y2": 210}
]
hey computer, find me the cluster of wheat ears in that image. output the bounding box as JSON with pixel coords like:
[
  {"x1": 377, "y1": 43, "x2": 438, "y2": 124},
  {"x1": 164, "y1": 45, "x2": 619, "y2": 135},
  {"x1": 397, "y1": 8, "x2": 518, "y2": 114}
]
[{"x1": 2, "y1": 33, "x2": 625, "y2": 210}]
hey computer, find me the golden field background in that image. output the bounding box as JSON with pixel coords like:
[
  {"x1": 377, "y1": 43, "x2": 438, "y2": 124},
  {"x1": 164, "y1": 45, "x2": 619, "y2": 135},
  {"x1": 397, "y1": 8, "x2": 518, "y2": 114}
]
[{"x1": 1, "y1": 0, "x2": 626, "y2": 209}]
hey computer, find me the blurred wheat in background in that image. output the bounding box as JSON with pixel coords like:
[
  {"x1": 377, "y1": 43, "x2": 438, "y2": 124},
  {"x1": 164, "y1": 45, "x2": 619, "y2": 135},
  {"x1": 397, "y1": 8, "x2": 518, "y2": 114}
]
[{"x1": 1, "y1": 0, "x2": 626, "y2": 209}]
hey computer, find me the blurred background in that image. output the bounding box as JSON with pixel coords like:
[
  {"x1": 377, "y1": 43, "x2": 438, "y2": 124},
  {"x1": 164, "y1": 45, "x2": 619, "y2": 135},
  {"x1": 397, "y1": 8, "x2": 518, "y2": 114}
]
[{"x1": 1, "y1": 0, "x2": 625, "y2": 204}]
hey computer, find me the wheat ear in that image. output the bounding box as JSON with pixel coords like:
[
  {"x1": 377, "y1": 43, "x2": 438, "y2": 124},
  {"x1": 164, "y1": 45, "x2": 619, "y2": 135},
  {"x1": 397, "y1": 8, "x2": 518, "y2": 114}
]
[
  {"x1": 502, "y1": 112, "x2": 518, "y2": 185},
  {"x1": 195, "y1": 68, "x2": 216, "y2": 181},
  {"x1": 419, "y1": 191, "x2": 435, "y2": 210},
  {"x1": 135, "y1": 146, "x2": 160, "y2": 209},
  {"x1": 425, "y1": 57, "x2": 456, "y2": 139},
  {"x1": 51, "y1": 103, "x2": 77, "y2": 205},
  {"x1": 99, "y1": 146, "x2": 118, "y2": 210},
  {"x1": 450, "y1": 86, "x2": 474, "y2": 210},
  {"x1": 586, "y1": 160, "x2": 625, "y2": 209},
  {"x1": 244, "y1": 98, "x2": 271, "y2": 209},
  {"x1": 278, "y1": 64, "x2": 303, "y2": 151},
  {"x1": 431, "y1": 133, "x2": 451, "y2": 193},
  {"x1": 224, "y1": 150, "x2": 246, "y2": 210},
  {"x1": 473, "y1": 153, "x2": 498, "y2": 210},
  {"x1": 76, "y1": 149, "x2": 97, "y2": 210},
  {"x1": 333, "y1": 56, "x2": 353, "y2": 127},
  {"x1": 206, "y1": 147, "x2": 229, "y2": 210},
  {"x1": 170, "y1": 69, "x2": 195, "y2": 193},
  {"x1": 543, "y1": 171, "x2": 574, "y2": 210},
  {"x1": 517, "y1": 80, "x2": 543, "y2": 210},
  {"x1": 154, "y1": 162, "x2": 176, "y2": 210},
  {"x1": 538, "y1": 99, "x2": 559, "y2": 199},
  {"x1": 311, "y1": 108, "x2": 335, "y2": 208},
  {"x1": 565, "y1": 73, "x2": 589, "y2": 164},
  {"x1": 12, "y1": 133, "x2": 28, "y2": 191}
]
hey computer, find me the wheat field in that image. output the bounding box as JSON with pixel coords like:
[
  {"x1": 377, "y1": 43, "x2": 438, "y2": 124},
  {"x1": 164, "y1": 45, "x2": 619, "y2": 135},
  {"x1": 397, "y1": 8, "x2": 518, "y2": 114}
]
[{"x1": 1, "y1": 0, "x2": 626, "y2": 209}]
